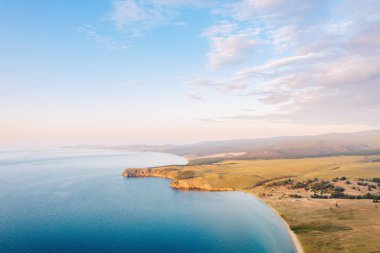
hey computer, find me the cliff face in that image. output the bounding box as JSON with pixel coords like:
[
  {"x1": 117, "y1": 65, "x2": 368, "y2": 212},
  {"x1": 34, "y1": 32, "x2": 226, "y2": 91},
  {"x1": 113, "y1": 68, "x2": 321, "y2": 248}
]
[
  {"x1": 169, "y1": 179, "x2": 233, "y2": 191},
  {"x1": 122, "y1": 168, "x2": 151, "y2": 177},
  {"x1": 122, "y1": 168, "x2": 233, "y2": 191},
  {"x1": 122, "y1": 168, "x2": 176, "y2": 179}
]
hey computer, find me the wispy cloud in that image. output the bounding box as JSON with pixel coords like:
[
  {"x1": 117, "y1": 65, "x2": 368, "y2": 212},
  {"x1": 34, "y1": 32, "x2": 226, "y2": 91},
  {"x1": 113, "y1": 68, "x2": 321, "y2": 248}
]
[
  {"x1": 108, "y1": 0, "x2": 214, "y2": 35},
  {"x1": 188, "y1": 93, "x2": 203, "y2": 100},
  {"x1": 201, "y1": 0, "x2": 329, "y2": 67},
  {"x1": 235, "y1": 53, "x2": 322, "y2": 79},
  {"x1": 227, "y1": 0, "x2": 325, "y2": 24},
  {"x1": 188, "y1": 77, "x2": 249, "y2": 95},
  {"x1": 82, "y1": 0, "x2": 380, "y2": 127},
  {"x1": 108, "y1": 0, "x2": 169, "y2": 35},
  {"x1": 187, "y1": 78, "x2": 224, "y2": 87},
  {"x1": 81, "y1": 0, "x2": 215, "y2": 48},
  {"x1": 202, "y1": 22, "x2": 260, "y2": 68},
  {"x1": 189, "y1": 0, "x2": 380, "y2": 126},
  {"x1": 77, "y1": 25, "x2": 129, "y2": 49}
]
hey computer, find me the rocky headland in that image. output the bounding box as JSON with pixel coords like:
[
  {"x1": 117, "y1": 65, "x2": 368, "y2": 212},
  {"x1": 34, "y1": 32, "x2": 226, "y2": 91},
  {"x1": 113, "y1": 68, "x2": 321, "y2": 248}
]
[{"x1": 122, "y1": 168, "x2": 234, "y2": 191}]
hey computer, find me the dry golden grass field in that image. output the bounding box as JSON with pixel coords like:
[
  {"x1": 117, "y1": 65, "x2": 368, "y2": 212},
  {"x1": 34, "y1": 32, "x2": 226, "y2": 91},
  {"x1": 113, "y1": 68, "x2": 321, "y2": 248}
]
[{"x1": 155, "y1": 155, "x2": 380, "y2": 190}]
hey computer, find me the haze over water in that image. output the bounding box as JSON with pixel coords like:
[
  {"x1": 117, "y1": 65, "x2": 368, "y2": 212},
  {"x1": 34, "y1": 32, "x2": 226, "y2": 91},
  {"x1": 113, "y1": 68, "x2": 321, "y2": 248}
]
[{"x1": 0, "y1": 149, "x2": 296, "y2": 253}]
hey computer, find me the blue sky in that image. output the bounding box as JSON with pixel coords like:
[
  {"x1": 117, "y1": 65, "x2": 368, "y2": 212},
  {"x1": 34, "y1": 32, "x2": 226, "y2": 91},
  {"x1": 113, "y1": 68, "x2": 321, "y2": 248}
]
[{"x1": 1, "y1": 0, "x2": 379, "y2": 148}]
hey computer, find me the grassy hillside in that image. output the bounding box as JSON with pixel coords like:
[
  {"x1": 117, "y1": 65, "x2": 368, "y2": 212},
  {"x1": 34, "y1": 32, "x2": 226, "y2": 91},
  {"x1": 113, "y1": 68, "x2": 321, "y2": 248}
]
[
  {"x1": 156, "y1": 155, "x2": 380, "y2": 190},
  {"x1": 71, "y1": 129, "x2": 380, "y2": 160},
  {"x1": 161, "y1": 129, "x2": 380, "y2": 157}
]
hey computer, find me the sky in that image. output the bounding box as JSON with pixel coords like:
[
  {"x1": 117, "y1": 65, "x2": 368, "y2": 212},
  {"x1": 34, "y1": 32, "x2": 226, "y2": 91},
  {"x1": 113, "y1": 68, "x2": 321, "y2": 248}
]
[{"x1": 1, "y1": 0, "x2": 380, "y2": 148}]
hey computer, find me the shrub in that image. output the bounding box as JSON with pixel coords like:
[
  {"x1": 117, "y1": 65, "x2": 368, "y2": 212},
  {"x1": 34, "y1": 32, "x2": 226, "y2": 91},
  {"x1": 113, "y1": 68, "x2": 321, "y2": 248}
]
[
  {"x1": 307, "y1": 178, "x2": 318, "y2": 184},
  {"x1": 266, "y1": 179, "x2": 293, "y2": 188},
  {"x1": 310, "y1": 181, "x2": 334, "y2": 192},
  {"x1": 291, "y1": 181, "x2": 307, "y2": 189}
]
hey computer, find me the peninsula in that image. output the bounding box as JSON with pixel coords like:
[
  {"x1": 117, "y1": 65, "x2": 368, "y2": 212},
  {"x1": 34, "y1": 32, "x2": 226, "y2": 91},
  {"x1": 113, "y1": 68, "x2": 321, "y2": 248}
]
[{"x1": 122, "y1": 130, "x2": 380, "y2": 253}]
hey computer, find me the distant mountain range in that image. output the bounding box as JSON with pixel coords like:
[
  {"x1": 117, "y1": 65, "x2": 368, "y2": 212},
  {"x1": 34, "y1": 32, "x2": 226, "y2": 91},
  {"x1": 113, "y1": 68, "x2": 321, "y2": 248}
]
[{"x1": 70, "y1": 129, "x2": 380, "y2": 159}]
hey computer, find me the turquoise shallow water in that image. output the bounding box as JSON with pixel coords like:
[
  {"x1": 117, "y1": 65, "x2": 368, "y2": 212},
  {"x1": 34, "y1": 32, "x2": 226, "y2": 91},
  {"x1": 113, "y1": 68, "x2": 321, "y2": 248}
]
[{"x1": 0, "y1": 149, "x2": 296, "y2": 253}]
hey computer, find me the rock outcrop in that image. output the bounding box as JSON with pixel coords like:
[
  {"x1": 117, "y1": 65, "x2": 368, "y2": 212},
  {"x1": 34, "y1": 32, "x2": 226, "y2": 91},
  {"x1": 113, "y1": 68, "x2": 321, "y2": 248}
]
[
  {"x1": 170, "y1": 180, "x2": 233, "y2": 191},
  {"x1": 122, "y1": 168, "x2": 233, "y2": 191},
  {"x1": 122, "y1": 168, "x2": 174, "y2": 179}
]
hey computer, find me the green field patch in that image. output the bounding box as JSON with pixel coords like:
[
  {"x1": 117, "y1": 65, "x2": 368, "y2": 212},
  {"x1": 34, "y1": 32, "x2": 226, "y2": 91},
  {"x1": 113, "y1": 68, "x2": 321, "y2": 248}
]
[{"x1": 291, "y1": 222, "x2": 352, "y2": 233}]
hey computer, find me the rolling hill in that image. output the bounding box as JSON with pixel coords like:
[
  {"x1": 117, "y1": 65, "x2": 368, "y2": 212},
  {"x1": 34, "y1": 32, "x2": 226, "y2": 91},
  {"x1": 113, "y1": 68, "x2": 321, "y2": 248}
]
[{"x1": 72, "y1": 129, "x2": 380, "y2": 160}]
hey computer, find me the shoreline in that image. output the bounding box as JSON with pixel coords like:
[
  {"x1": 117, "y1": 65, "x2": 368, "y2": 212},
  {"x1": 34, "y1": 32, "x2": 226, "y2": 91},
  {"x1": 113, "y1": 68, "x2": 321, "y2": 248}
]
[
  {"x1": 122, "y1": 169, "x2": 303, "y2": 253},
  {"x1": 246, "y1": 191, "x2": 304, "y2": 253}
]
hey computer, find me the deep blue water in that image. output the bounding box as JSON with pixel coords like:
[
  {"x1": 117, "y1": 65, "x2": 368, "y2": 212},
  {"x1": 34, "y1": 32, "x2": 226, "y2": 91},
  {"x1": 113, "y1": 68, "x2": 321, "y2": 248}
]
[{"x1": 0, "y1": 149, "x2": 296, "y2": 253}]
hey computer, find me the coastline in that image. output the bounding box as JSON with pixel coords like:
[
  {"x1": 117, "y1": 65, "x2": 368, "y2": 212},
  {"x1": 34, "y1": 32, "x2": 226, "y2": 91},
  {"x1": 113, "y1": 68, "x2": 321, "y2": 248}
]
[
  {"x1": 247, "y1": 191, "x2": 304, "y2": 253},
  {"x1": 122, "y1": 168, "x2": 303, "y2": 253}
]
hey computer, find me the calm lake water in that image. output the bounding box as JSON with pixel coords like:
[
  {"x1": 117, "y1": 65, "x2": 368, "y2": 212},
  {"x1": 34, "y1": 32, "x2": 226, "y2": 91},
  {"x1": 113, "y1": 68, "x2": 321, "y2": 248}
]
[{"x1": 0, "y1": 149, "x2": 296, "y2": 253}]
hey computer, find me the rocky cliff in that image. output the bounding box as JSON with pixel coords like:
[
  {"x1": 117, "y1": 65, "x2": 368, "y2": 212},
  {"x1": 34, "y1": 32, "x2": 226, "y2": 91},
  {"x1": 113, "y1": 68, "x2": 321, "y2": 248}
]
[
  {"x1": 169, "y1": 179, "x2": 233, "y2": 191},
  {"x1": 122, "y1": 168, "x2": 233, "y2": 191},
  {"x1": 122, "y1": 168, "x2": 175, "y2": 179}
]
